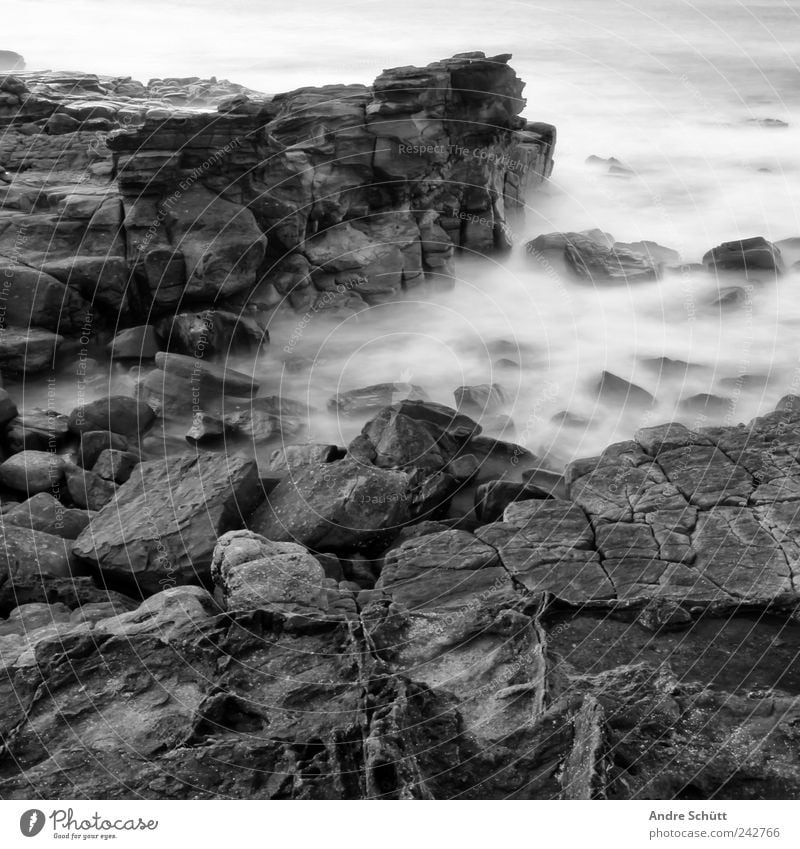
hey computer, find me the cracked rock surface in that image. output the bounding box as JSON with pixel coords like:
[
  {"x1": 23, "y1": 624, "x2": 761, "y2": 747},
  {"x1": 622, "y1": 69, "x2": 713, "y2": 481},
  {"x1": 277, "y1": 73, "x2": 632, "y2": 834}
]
[{"x1": 3, "y1": 398, "x2": 800, "y2": 799}]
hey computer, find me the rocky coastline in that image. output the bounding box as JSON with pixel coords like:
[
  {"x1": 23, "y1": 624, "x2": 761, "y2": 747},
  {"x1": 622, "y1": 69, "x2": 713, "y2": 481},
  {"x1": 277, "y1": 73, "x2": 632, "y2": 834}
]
[{"x1": 1, "y1": 52, "x2": 799, "y2": 800}]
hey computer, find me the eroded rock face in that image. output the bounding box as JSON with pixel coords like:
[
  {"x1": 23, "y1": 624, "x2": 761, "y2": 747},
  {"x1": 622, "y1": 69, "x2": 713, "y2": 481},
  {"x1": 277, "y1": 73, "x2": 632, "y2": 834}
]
[
  {"x1": 2, "y1": 401, "x2": 800, "y2": 798},
  {"x1": 1, "y1": 53, "x2": 555, "y2": 344},
  {"x1": 2, "y1": 555, "x2": 798, "y2": 799}
]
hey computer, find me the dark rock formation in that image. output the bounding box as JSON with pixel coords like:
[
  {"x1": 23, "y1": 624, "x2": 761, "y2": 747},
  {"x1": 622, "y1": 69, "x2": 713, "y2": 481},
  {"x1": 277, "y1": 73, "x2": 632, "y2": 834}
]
[
  {"x1": 703, "y1": 237, "x2": 784, "y2": 275},
  {"x1": 4, "y1": 492, "x2": 91, "y2": 539},
  {"x1": 526, "y1": 230, "x2": 665, "y2": 283},
  {"x1": 0, "y1": 52, "x2": 554, "y2": 372},
  {"x1": 2, "y1": 398, "x2": 800, "y2": 798}
]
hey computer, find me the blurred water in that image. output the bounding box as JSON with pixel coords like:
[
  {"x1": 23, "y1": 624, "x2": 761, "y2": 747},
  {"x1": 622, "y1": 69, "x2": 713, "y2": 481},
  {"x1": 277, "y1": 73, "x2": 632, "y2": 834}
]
[{"x1": 10, "y1": 0, "x2": 800, "y2": 464}]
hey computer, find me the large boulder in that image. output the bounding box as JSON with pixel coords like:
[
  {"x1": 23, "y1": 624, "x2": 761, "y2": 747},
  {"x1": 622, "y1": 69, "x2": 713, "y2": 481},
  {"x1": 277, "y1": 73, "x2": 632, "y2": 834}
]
[
  {"x1": 526, "y1": 230, "x2": 662, "y2": 283},
  {"x1": 0, "y1": 525, "x2": 74, "y2": 612},
  {"x1": 251, "y1": 458, "x2": 410, "y2": 553},
  {"x1": 377, "y1": 529, "x2": 510, "y2": 611},
  {"x1": 107, "y1": 325, "x2": 161, "y2": 360},
  {"x1": 211, "y1": 529, "x2": 329, "y2": 616},
  {"x1": 0, "y1": 328, "x2": 62, "y2": 374},
  {"x1": 72, "y1": 452, "x2": 263, "y2": 593},
  {"x1": 64, "y1": 465, "x2": 117, "y2": 511},
  {"x1": 157, "y1": 310, "x2": 267, "y2": 356},
  {"x1": 68, "y1": 395, "x2": 155, "y2": 438},
  {"x1": 703, "y1": 237, "x2": 783, "y2": 275},
  {"x1": 3, "y1": 408, "x2": 70, "y2": 453},
  {"x1": 0, "y1": 263, "x2": 92, "y2": 333},
  {"x1": 349, "y1": 400, "x2": 479, "y2": 471},
  {"x1": 161, "y1": 185, "x2": 267, "y2": 301},
  {"x1": 0, "y1": 450, "x2": 65, "y2": 495},
  {"x1": 3, "y1": 493, "x2": 91, "y2": 539}
]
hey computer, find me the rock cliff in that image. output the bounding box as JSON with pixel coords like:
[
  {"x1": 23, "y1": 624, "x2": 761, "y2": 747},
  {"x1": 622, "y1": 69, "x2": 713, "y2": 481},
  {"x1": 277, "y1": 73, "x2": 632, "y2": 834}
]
[{"x1": 0, "y1": 52, "x2": 555, "y2": 374}]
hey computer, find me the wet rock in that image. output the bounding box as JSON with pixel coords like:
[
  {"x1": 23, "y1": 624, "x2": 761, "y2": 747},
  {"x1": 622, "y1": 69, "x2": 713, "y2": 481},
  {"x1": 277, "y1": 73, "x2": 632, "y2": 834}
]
[
  {"x1": 474, "y1": 481, "x2": 552, "y2": 523},
  {"x1": 3, "y1": 493, "x2": 90, "y2": 540},
  {"x1": 3, "y1": 408, "x2": 70, "y2": 453},
  {"x1": 377, "y1": 529, "x2": 509, "y2": 611},
  {"x1": 72, "y1": 452, "x2": 263, "y2": 594},
  {"x1": 68, "y1": 395, "x2": 155, "y2": 438},
  {"x1": 551, "y1": 410, "x2": 591, "y2": 428},
  {"x1": 157, "y1": 309, "x2": 267, "y2": 356},
  {"x1": 636, "y1": 598, "x2": 693, "y2": 632},
  {"x1": 352, "y1": 405, "x2": 452, "y2": 471},
  {"x1": 251, "y1": 458, "x2": 410, "y2": 554},
  {"x1": 65, "y1": 465, "x2": 117, "y2": 511},
  {"x1": 0, "y1": 327, "x2": 62, "y2": 374},
  {"x1": 0, "y1": 524, "x2": 74, "y2": 610},
  {"x1": 77, "y1": 430, "x2": 130, "y2": 468},
  {"x1": 468, "y1": 434, "x2": 539, "y2": 480},
  {"x1": 634, "y1": 423, "x2": 712, "y2": 455},
  {"x1": 107, "y1": 325, "x2": 161, "y2": 360},
  {"x1": 185, "y1": 397, "x2": 306, "y2": 445},
  {"x1": 446, "y1": 453, "x2": 479, "y2": 481},
  {"x1": 0, "y1": 450, "x2": 65, "y2": 495},
  {"x1": 92, "y1": 449, "x2": 139, "y2": 484},
  {"x1": 154, "y1": 352, "x2": 259, "y2": 396},
  {"x1": 613, "y1": 241, "x2": 680, "y2": 264},
  {"x1": 595, "y1": 371, "x2": 654, "y2": 408},
  {"x1": 0, "y1": 389, "x2": 18, "y2": 427},
  {"x1": 185, "y1": 411, "x2": 226, "y2": 443},
  {"x1": 0, "y1": 263, "x2": 91, "y2": 333},
  {"x1": 211, "y1": 529, "x2": 328, "y2": 617},
  {"x1": 745, "y1": 118, "x2": 788, "y2": 129},
  {"x1": 703, "y1": 237, "x2": 783, "y2": 275},
  {"x1": 475, "y1": 499, "x2": 612, "y2": 603},
  {"x1": 453, "y1": 383, "x2": 507, "y2": 414},
  {"x1": 639, "y1": 356, "x2": 706, "y2": 379},
  {"x1": 711, "y1": 286, "x2": 751, "y2": 309},
  {"x1": 268, "y1": 443, "x2": 342, "y2": 474},
  {"x1": 328, "y1": 383, "x2": 428, "y2": 416},
  {"x1": 678, "y1": 393, "x2": 731, "y2": 417},
  {"x1": 526, "y1": 230, "x2": 661, "y2": 283}
]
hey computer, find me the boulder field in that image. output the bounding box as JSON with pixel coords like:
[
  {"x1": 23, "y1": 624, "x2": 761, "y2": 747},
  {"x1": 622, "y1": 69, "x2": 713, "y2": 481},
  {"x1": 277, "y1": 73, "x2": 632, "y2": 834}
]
[{"x1": 1, "y1": 394, "x2": 800, "y2": 799}]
